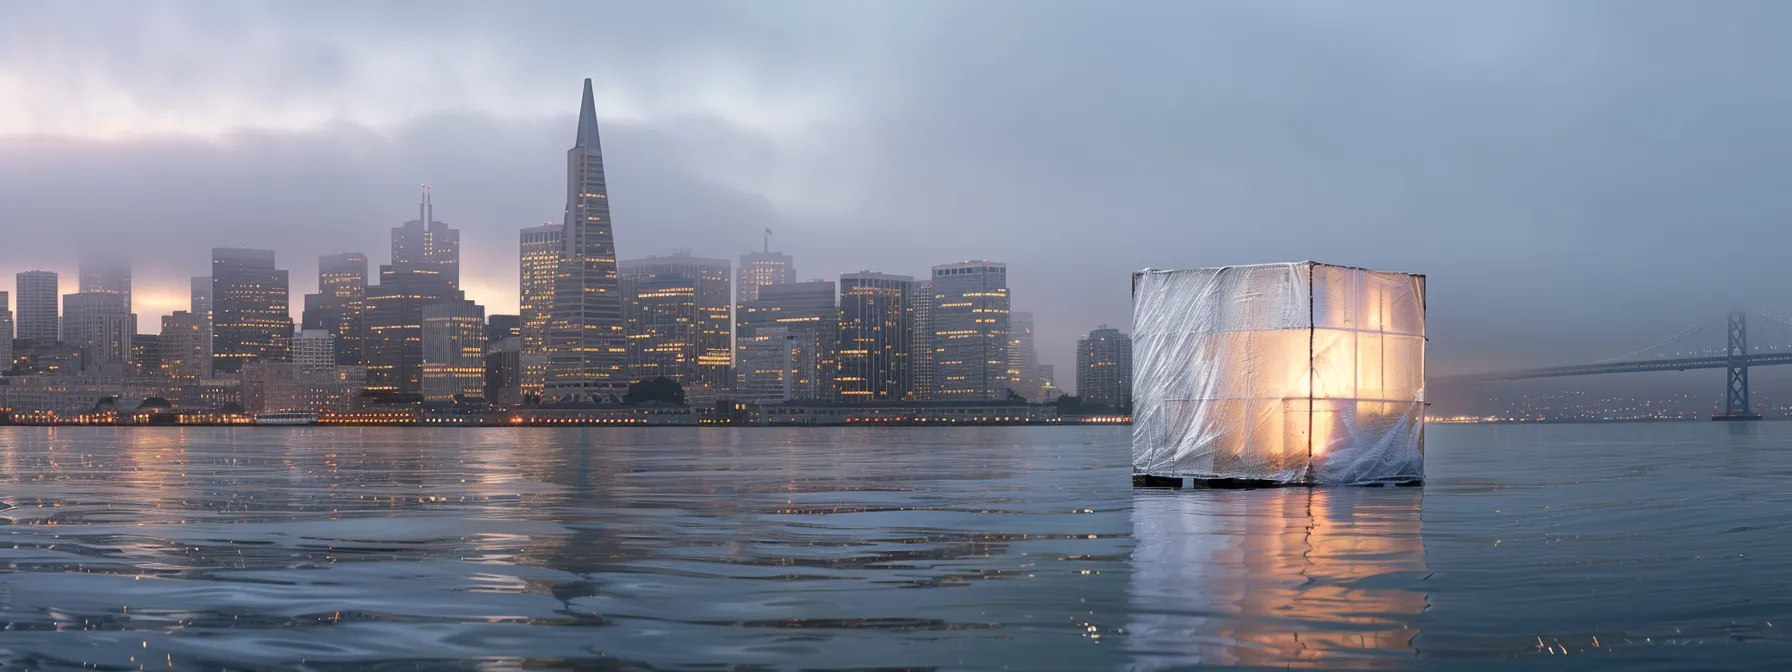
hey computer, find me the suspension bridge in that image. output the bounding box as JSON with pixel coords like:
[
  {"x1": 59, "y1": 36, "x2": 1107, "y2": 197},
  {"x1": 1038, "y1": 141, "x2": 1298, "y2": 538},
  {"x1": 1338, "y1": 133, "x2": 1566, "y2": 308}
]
[{"x1": 1455, "y1": 310, "x2": 1792, "y2": 420}]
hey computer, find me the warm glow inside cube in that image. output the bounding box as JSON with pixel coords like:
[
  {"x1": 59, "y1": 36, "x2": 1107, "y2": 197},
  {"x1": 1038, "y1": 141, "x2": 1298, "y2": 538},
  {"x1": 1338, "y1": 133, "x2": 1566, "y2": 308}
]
[{"x1": 1131, "y1": 262, "x2": 1426, "y2": 485}]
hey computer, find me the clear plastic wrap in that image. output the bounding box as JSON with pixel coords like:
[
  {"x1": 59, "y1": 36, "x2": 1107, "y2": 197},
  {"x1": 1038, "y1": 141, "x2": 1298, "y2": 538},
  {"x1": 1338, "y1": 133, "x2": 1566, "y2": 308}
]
[{"x1": 1131, "y1": 262, "x2": 1425, "y2": 485}]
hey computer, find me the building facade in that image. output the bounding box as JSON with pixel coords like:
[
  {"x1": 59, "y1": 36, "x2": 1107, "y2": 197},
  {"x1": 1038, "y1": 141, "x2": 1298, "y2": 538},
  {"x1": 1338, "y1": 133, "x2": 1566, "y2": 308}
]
[
  {"x1": 300, "y1": 252, "x2": 368, "y2": 365},
  {"x1": 738, "y1": 251, "x2": 795, "y2": 303},
  {"x1": 736, "y1": 280, "x2": 836, "y2": 399},
  {"x1": 735, "y1": 327, "x2": 819, "y2": 402},
  {"x1": 909, "y1": 281, "x2": 933, "y2": 401},
  {"x1": 620, "y1": 272, "x2": 698, "y2": 386},
  {"x1": 0, "y1": 290, "x2": 12, "y2": 372},
  {"x1": 836, "y1": 272, "x2": 914, "y2": 401},
  {"x1": 929, "y1": 261, "x2": 1012, "y2": 400},
  {"x1": 1076, "y1": 326, "x2": 1133, "y2": 411},
  {"x1": 392, "y1": 189, "x2": 460, "y2": 289},
  {"x1": 158, "y1": 311, "x2": 209, "y2": 381},
  {"x1": 15, "y1": 270, "x2": 59, "y2": 344},
  {"x1": 211, "y1": 248, "x2": 293, "y2": 374},
  {"x1": 1008, "y1": 310, "x2": 1049, "y2": 402},
  {"x1": 62, "y1": 291, "x2": 132, "y2": 372},
  {"x1": 620, "y1": 254, "x2": 731, "y2": 390},
  {"x1": 519, "y1": 223, "x2": 563, "y2": 355},
  {"x1": 546, "y1": 78, "x2": 628, "y2": 400},
  {"x1": 190, "y1": 276, "x2": 213, "y2": 379},
  {"x1": 421, "y1": 298, "x2": 486, "y2": 402},
  {"x1": 293, "y1": 329, "x2": 335, "y2": 371}
]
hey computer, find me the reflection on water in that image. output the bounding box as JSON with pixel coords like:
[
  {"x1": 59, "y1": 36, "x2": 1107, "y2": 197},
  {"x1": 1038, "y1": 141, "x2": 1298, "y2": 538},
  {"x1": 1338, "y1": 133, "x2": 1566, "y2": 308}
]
[
  {"x1": 1129, "y1": 488, "x2": 1426, "y2": 669},
  {"x1": 5, "y1": 423, "x2": 1792, "y2": 670}
]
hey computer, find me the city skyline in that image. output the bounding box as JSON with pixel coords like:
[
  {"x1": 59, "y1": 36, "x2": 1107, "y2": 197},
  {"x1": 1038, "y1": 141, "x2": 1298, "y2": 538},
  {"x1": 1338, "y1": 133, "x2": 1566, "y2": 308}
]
[{"x1": 12, "y1": 2, "x2": 1792, "y2": 383}]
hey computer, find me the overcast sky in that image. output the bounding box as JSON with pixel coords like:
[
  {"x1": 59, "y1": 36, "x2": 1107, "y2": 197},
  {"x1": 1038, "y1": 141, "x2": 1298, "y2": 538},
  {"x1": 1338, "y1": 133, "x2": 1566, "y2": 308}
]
[{"x1": 3, "y1": 0, "x2": 1792, "y2": 378}]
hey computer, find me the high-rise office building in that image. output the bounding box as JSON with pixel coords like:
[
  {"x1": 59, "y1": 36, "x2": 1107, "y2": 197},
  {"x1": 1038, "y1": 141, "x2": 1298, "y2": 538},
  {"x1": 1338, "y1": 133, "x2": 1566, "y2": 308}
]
[
  {"x1": 837, "y1": 272, "x2": 915, "y2": 401},
  {"x1": 422, "y1": 298, "x2": 486, "y2": 402},
  {"x1": 929, "y1": 261, "x2": 1011, "y2": 400},
  {"x1": 189, "y1": 276, "x2": 213, "y2": 379},
  {"x1": 620, "y1": 254, "x2": 731, "y2": 390},
  {"x1": 519, "y1": 224, "x2": 563, "y2": 354},
  {"x1": 78, "y1": 253, "x2": 131, "y2": 313},
  {"x1": 738, "y1": 251, "x2": 796, "y2": 303},
  {"x1": 211, "y1": 248, "x2": 293, "y2": 374},
  {"x1": 484, "y1": 336, "x2": 524, "y2": 405},
  {"x1": 62, "y1": 291, "x2": 132, "y2": 371},
  {"x1": 0, "y1": 291, "x2": 12, "y2": 372},
  {"x1": 300, "y1": 252, "x2": 368, "y2": 365},
  {"x1": 131, "y1": 332, "x2": 161, "y2": 377},
  {"x1": 546, "y1": 78, "x2": 628, "y2": 400},
  {"x1": 735, "y1": 327, "x2": 818, "y2": 402},
  {"x1": 486, "y1": 314, "x2": 521, "y2": 342},
  {"x1": 620, "y1": 272, "x2": 698, "y2": 386},
  {"x1": 393, "y1": 189, "x2": 460, "y2": 289},
  {"x1": 910, "y1": 281, "x2": 933, "y2": 401},
  {"x1": 292, "y1": 329, "x2": 335, "y2": 371},
  {"x1": 736, "y1": 280, "x2": 836, "y2": 398},
  {"x1": 1076, "y1": 326, "x2": 1133, "y2": 411},
  {"x1": 159, "y1": 311, "x2": 209, "y2": 381},
  {"x1": 1008, "y1": 310, "x2": 1046, "y2": 401},
  {"x1": 16, "y1": 271, "x2": 59, "y2": 344},
  {"x1": 364, "y1": 193, "x2": 464, "y2": 397}
]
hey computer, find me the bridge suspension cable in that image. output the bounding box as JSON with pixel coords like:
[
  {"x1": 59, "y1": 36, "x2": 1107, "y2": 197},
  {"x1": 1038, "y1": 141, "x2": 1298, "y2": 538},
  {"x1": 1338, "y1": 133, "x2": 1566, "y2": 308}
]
[{"x1": 1593, "y1": 314, "x2": 1724, "y2": 364}]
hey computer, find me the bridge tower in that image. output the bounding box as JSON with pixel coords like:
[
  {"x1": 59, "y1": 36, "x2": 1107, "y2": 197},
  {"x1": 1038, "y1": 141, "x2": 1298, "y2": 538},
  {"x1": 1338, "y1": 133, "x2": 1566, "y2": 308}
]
[{"x1": 1716, "y1": 309, "x2": 1762, "y2": 421}]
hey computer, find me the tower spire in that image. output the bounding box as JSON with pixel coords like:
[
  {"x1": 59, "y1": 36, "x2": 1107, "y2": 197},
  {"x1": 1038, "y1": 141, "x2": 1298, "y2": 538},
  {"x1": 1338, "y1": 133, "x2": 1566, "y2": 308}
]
[{"x1": 574, "y1": 78, "x2": 601, "y2": 148}]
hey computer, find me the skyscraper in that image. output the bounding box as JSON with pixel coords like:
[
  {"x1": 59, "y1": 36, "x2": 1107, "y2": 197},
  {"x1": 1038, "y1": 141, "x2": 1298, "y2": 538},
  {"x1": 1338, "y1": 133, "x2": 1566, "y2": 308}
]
[
  {"x1": 910, "y1": 281, "x2": 933, "y2": 401},
  {"x1": 211, "y1": 248, "x2": 293, "y2": 374},
  {"x1": 361, "y1": 206, "x2": 462, "y2": 399},
  {"x1": 1008, "y1": 311, "x2": 1044, "y2": 401},
  {"x1": 518, "y1": 223, "x2": 563, "y2": 354},
  {"x1": 190, "y1": 276, "x2": 213, "y2": 379},
  {"x1": 929, "y1": 261, "x2": 1011, "y2": 400},
  {"x1": 301, "y1": 252, "x2": 369, "y2": 365},
  {"x1": 736, "y1": 327, "x2": 817, "y2": 402},
  {"x1": 15, "y1": 271, "x2": 58, "y2": 344},
  {"x1": 737, "y1": 280, "x2": 836, "y2": 399},
  {"x1": 836, "y1": 272, "x2": 915, "y2": 401},
  {"x1": 422, "y1": 298, "x2": 486, "y2": 402},
  {"x1": 158, "y1": 311, "x2": 209, "y2": 381},
  {"x1": 620, "y1": 254, "x2": 732, "y2": 390},
  {"x1": 738, "y1": 251, "x2": 796, "y2": 303},
  {"x1": 0, "y1": 291, "x2": 12, "y2": 372},
  {"x1": 621, "y1": 272, "x2": 699, "y2": 386},
  {"x1": 78, "y1": 253, "x2": 131, "y2": 313},
  {"x1": 392, "y1": 189, "x2": 460, "y2": 289},
  {"x1": 62, "y1": 291, "x2": 132, "y2": 371},
  {"x1": 546, "y1": 78, "x2": 628, "y2": 400},
  {"x1": 1076, "y1": 326, "x2": 1133, "y2": 411}
]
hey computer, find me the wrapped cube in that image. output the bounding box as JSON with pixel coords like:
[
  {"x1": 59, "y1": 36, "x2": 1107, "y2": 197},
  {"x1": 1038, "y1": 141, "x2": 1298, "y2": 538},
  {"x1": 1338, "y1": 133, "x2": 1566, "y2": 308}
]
[{"x1": 1132, "y1": 262, "x2": 1425, "y2": 485}]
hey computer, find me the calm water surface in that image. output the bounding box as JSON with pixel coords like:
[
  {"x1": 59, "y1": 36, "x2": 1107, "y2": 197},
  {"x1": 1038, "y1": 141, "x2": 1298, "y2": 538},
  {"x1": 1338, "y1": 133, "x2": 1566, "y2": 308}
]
[{"x1": 1, "y1": 424, "x2": 1790, "y2": 670}]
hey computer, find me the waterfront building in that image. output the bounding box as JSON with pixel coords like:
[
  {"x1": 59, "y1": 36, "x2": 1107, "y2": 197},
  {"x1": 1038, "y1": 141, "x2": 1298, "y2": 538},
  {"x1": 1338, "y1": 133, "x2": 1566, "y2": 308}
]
[
  {"x1": 734, "y1": 327, "x2": 818, "y2": 402},
  {"x1": 909, "y1": 281, "x2": 932, "y2": 400},
  {"x1": 190, "y1": 276, "x2": 213, "y2": 378},
  {"x1": 620, "y1": 253, "x2": 732, "y2": 390},
  {"x1": 158, "y1": 311, "x2": 209, "y2": 381},
  {"x1": 484, "y1": 336, "x2": 524, "y2": 405},
  {"x1": 292, "y1": 329, "x2": 335, "y2": 371},
  {"x1": 300, "y1": 252, "x2": 368, "y2": 365},
  {"x1": 211, "y1": 248, "x2": 292, "y2": 374},
  {"x1": 836, "y1": 272, "x2": 914, "y2": 401},
  {"x1": 1076, "y1": 326, "x2": 1133, "y2": 410},
  {"x1": 546, "y1": 78, "x2": 628, "y2": 400},
  {"x1": 62, "y1": 291, "x2": 132, "y2": 372},
  {"x1": 131, "y1": 333, "x2": 161, "y2": 377},
  {"x1": 421, "y1": 298, "x2": 486, "y2": 402},
  {"x1": 929, "y1": 261, "x2": 1011, "y2": 400},
  {"x1": 15, "y1": 271, "x2": 58, "y2": 344},
  {"x1": 0, "y1": 290, "x2": 12, "y2": 372},
  {"x1": 736, "y1": 280, "x2": 836, "y2": 398}
]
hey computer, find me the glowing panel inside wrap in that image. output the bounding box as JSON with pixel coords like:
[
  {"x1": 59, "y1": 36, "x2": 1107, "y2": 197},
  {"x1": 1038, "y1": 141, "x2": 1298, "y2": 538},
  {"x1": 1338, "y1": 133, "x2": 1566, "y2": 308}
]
[{"x1": 1131, "y1": 262, "x2": 1425, "y2": 485}]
